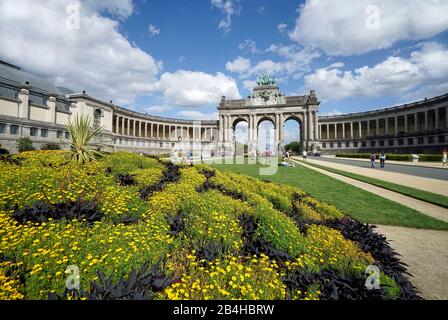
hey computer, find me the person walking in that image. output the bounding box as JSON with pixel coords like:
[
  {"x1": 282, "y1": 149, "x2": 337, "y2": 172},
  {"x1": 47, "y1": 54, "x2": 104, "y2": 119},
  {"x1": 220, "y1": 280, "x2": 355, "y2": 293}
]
[
  {"x1": 370, "y1": 152, "x2": 376, "y2": 168},
  {"x1": 443, "y1": 149, "x2": 447, "y2": 167},
  {"x1": 302, "y1": 150, "x2": 307, "y2": 162},
  {"x1": 379, "y1": 151, "x2": 386, "y2": 168}
]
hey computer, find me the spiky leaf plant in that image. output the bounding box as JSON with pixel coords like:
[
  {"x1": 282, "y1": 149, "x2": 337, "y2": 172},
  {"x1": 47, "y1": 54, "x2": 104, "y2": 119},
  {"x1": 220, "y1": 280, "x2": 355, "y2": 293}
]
[{"x1": 65, "y1": 114, "x2": 104, "y2": 164}]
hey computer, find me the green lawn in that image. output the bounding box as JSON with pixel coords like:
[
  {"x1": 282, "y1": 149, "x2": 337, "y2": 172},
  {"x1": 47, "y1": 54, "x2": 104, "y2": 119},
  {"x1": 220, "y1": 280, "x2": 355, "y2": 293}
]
[
  {"x1": 211, "y1": 159, "x2": 448, "y2": 231},
  {"x1": 303, "y1": 161, "x2": 448, "y2": 209}
]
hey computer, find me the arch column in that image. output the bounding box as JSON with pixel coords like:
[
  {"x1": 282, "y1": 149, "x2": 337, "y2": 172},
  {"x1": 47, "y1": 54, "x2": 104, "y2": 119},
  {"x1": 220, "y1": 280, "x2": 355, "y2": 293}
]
[
  {"x1": 350, "y1": 122, "x2": 354, "y2": 139},
  {"x1": 395, "y1": 116, "x2": 398, "y2": 135},
  {"x1": 435, "y1": 108, "x2": 439, "y2": 130},
  {"x1": 303, "y1": 112, "x2": 308, "y2": 144}
]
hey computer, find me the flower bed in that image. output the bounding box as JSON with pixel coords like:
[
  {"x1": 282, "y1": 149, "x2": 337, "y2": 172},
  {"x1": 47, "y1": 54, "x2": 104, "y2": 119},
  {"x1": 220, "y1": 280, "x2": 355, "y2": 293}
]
[{"x1": 0, "y1": 151, "x2": 418, "y2": 300}]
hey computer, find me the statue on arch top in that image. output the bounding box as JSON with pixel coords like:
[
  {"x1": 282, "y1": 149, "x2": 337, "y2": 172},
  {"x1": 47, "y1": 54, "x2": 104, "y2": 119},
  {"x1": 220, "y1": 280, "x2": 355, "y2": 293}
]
[{"x1": 256, "y1": 74, "x2": 277, "y2": 86}]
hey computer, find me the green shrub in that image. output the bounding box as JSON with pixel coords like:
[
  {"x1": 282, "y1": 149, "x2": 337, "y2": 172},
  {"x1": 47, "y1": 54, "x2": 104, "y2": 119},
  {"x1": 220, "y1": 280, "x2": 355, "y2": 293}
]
[
  {"x1": 0, "y1": 148, "x2": 9, "y2": 155},
  {"x1": 418, "y1": 154, "x2": 442, "y2": 162},
  {"x1": 40, "y1": 143, "x2": 61, "y2": 150},
  {"x1": 384, "y1": 154, "x2": 412, "y2": 161},
  {"x1": 17, "y1": 137, "x2": 35, "y2": 152},
  {"x1": 336, "y1": 153, "x2": 412, "y2": 161}
]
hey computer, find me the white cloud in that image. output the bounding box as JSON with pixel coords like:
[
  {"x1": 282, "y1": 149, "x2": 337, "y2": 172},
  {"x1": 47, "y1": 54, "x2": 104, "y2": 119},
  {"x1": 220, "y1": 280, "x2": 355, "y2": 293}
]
[
  {"x1": 304, "y1": 42, "x2": 448, "y2": 101},
  {"x1": 238, "y1": 39, "x2": 261, "y2": 54},
  {"x1": 290, "y1": 0, "x2": 448, "y2": 56},
  {"x1": 153, "y1": 70, "x2": 241, "y2": 108},
  {"x1": 148, "y1": 24, "x2": 160, "y2": 36},
  {"x1": 225, "y1": 56, "x2": 251, "y2": 73},
  {"x1": 143, "y1": 105, "x2": 171, "y2": 114},
  {"x1": 243, "y1": 80, "x2": 256, "y2": 92},
  {"x1": 0, "y1": 0, "x2": 161, "y2": 105},
  {"x1": 211, "y1": 0, "x2": 240, "y2": 33},
  {"x1": 177, "y1": 110, "x2": 219, "y2": 120},
  {"x1": 277, "y1": 23, "x2": 288, "y2": 34},
  {"x1": 228, "y1": 45, "x2": 320, "y2": 79}
]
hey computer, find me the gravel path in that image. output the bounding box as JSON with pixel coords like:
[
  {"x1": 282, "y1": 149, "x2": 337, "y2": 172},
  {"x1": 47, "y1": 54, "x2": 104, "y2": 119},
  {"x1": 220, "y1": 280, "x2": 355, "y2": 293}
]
[{"x1": 375, "y1": 225, "x2": 448, "y2": 300}]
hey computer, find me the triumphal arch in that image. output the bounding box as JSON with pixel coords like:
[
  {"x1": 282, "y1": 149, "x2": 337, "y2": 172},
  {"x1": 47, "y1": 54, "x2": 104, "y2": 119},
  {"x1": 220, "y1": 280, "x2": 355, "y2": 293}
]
[{"x1": 217, "y1": 76, "x2": 320, "y2": 155}]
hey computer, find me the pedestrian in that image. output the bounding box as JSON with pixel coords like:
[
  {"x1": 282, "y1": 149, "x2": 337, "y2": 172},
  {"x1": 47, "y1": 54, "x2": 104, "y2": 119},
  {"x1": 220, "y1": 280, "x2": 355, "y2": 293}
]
[
  {"x1": 380, "y1": 151, "x2": 386, "y2": 168},
  {"x1": 302, "y1": 150, "x2": 307, "y2": 162},
  {"x1": 443, "y1": 149, "x2": 447, "y2": 167},
  {"x1": 370, "y1": 152, "x2": 376, "y2": 168}
]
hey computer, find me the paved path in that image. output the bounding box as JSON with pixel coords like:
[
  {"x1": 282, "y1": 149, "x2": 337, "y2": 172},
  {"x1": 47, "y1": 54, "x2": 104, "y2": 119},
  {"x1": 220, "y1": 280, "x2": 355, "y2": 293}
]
[
  {"x1": 290, "y1": 159, "x2": 448, "y2": 223},
  {"x1": 375, "y1": 225, "x2": 448, "y2": 300},
  {"x1": 324, "y1": 155, "x2": 445, "y2": 169},
  {"x1": 314, "y1": 156, "x2": 448, "y2": 181},
  {"x1": 294, "y1": 157, "x2": 448, "y2": 197}
]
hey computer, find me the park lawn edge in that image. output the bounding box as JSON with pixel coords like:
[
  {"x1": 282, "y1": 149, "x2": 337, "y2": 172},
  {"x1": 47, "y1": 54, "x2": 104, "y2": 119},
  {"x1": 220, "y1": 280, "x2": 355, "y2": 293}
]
[
  {"x1": 212, "y1": 160, "x2": 448, "y2": 231},
  {"x1": 303, "y1": 161, "x2": 448, "y2": 209}
]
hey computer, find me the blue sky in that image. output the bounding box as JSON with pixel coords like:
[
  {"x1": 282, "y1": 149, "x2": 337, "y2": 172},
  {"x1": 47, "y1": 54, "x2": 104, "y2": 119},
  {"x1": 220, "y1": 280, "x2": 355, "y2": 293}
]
[{"x1": 1, "y1": 0, "x2": 448, "y2": 130}]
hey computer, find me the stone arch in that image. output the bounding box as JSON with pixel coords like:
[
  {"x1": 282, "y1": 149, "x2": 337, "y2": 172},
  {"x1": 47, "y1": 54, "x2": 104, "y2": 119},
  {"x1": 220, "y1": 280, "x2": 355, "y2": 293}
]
[
  {"x1": 231, "y1": 116, "x2": 249, "y2": 129},
  {"x1": 256, "y1": 115, "x2": 276, "y2": 128},
  {"x1": 283, "y1": 115, "x2": 303, "y2": 152}
]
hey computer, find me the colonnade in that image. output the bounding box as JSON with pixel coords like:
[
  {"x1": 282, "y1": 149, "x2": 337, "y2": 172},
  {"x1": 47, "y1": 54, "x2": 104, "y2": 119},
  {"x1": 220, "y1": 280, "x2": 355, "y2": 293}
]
[
  {"x1": 319, "y1": 107, "x2": 447, "y2": 141},
  {"x1": 112, "y1": 115, "x2": 217, "y2": 141}
]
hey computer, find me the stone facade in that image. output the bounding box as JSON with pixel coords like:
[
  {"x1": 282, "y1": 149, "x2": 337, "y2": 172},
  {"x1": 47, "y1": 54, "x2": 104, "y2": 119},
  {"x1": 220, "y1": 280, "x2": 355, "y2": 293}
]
[
  {"x1": 218, "y1": 85, "x2": 320, "y2": 155},
  {"x1": 1, "y1": 60, "x2": 447, "y2": 155},
  {"x1": 318, "y1": 94, "x2": 448, "y2": 154}
]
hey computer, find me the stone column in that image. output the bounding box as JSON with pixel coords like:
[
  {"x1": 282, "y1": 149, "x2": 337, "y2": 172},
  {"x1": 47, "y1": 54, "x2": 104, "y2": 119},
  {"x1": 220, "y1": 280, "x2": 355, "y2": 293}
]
[
  {"x1": 414, "y1": 113, "x2": 418, "y2": 132},
  {"x1": 248, "y1": 114, "x2": 253, "y2": 142},
  {"x1": 279, "y1": 113, "x2": 283, "y2": 143},
  {"x1": 114, "y1": 115, "x2": 119, "y2": 134},
  {"x1": 367, "y1": 120, "x2": 370, "y2": 137},
  {"x1": 350, "y1": 122, "x2": 354, "y2": 139},
  {"x1": 18, "y1": 86, "x2": 30, "y2": 119},
  {"x1": 385, "y1": 118, "x2": 389, "y2": 136},
  {"x1": 446, "y1": 107, "x2": 448, "y2": 129},
  {"x1": 274, "y1": 113, "x2": 279, "y2": 144},
  {"x1": 341, "y1": 123, "x2": 345, "y2": 139},
  {"x1": 303, "y1": 112, "x2": 308, "y2": 142},
  {"x1": 394, "y1": 116, "x2": 398, "y2": 135},
  {"x1": 435, "y1": 109, "x2": 439, "y2": 130},
  {"x1": 120, "y1": 117, "x2": 124, "y2": 135},
  {"x1": 48, "y1": 96, "x2": 56, "y2": 123},
  {"x1": 358, "y1": 122, "x2": 362, "y2": 138},
  {"x1": 404, "y1": 114, "x2": 408, "y2": 133},
  {"x1": 424, "y1": 110, "x2": 428, "y2": 131},
  {"x1": 375, "y1": 119, "x2": 379, "y2": 136},
  {"x1": 222, "y1": 116, "x2": 227, "y2": 142},
  {"x1": 314, "y1": 111, "x2": 318, "y2": 141}
]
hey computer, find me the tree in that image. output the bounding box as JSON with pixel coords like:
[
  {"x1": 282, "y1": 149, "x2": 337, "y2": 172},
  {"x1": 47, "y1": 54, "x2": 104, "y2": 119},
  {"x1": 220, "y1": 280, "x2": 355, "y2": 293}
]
[
  {"x1": 17, "y1": 137, "x2": 35, "y2": 152},
  {"x1": 285, "y1": 141, "x2": 301, "y2": 155},
  {"x1": 65, "y1": 114, "x2": 104, "y2": 164}
]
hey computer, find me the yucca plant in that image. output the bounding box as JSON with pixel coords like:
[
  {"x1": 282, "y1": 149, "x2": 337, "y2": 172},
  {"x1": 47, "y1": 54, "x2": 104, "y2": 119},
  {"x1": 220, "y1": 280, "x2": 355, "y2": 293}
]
[{"x1": 65, "y1": 114, "x2": 104, "y2": 164}]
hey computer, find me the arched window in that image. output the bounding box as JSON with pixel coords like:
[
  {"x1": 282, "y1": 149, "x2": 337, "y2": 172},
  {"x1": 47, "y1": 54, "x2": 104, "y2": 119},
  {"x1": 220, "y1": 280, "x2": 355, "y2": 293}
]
[{"x1": 94, "y1": 109, "x2": 102, "y2": 127}]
